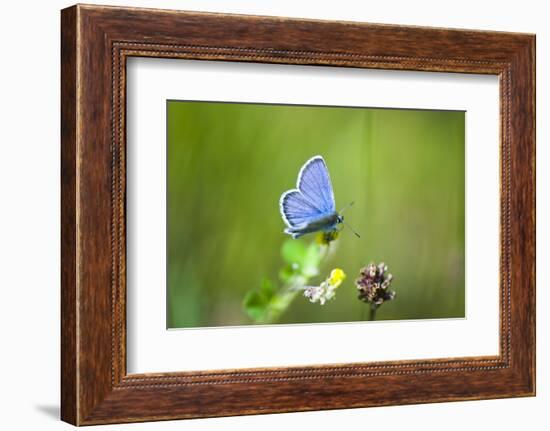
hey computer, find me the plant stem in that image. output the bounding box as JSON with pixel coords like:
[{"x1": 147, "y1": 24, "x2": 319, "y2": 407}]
[
  {"x1": 264, "y1": 289, "x2": 299, "y2": 324},
  {"x1": 369, "y1": 304, "x2": 378, "y2": 321}
]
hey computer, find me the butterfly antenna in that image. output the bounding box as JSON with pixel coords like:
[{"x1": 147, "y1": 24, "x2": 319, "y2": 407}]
[
  {"x1": 344, "y1": 221, "x2": 361, "y2": 238},
  {"x1": 339, "y1": 201, "x2": 355, "y2": 214}
]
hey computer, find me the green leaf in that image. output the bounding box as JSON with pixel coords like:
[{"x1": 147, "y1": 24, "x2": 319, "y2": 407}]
[
  {"x1": 243, "y1": 278, "x2": 277, "y2": 322},
  {"x1": 260, "y1": 278, "x2": 276, "y2": 299},
  {"x1": 242, "y1": 290, "x2": 268, "y2": 322},
  {"x1": 278, "y1": 264, "x2": 295, "y2": 282},
  {"x1": 281, "y1": 240, "x2": 306, "y2": 265}
]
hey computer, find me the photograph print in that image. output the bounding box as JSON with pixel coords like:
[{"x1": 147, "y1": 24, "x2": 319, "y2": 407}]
[{"x1": 166, "y1": 100, "x2": 465, "y2": 328}]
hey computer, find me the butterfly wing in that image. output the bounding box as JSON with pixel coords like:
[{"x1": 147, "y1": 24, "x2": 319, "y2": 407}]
[
  {"x1": 279, "y1": 189, "x2": 324, "y2": 228},
  {"x1": 297, "y1": 156, "x2": 336, "y2": 214},
  {"x1": 279, "y1": 156, "x2": 337, "y2": 238}
]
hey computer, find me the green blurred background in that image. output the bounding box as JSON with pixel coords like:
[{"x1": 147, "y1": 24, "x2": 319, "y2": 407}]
[{"x1": 167, "y1": 100, "x2": 465, "y2": 328}]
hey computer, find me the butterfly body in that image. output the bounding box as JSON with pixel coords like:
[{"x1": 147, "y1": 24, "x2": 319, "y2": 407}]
[
  {"x1": 284, "y1": 212, "x2": 343, "y2": 239},
  {"x1": 279, "y1": 155, "x2": 343, "y2": 239}
]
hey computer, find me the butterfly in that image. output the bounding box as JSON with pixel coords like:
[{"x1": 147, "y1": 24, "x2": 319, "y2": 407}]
[{"x1": 279, "y1": 155, "x2": 359, "y2": 239}]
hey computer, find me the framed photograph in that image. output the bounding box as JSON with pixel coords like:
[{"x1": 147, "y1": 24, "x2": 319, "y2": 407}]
[{"x1": 61, "y1": 4, "x2": 535, "y2": 425}]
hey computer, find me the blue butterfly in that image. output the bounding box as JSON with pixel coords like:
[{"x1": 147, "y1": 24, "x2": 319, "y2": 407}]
[{"x1": 279, "y1": 155, "x2": 359, "y2": 239}]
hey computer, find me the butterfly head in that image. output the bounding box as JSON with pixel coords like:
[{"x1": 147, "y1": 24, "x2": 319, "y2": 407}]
[{"x1": 337, "y1": 214, "x2": 344, "y2": 224}]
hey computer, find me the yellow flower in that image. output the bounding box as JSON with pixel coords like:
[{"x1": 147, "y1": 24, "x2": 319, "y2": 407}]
[
  {"x1": 328, "y1": 268, "x2": 346, "y2": 288},
  {"x1": 303, "y1": 268, "x2": 346, "y2": 305}
]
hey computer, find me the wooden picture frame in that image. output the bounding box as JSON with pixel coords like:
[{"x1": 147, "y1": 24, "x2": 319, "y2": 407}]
[{"x1": 61, "y1": 4, "x2": 535, "y2": 425}]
